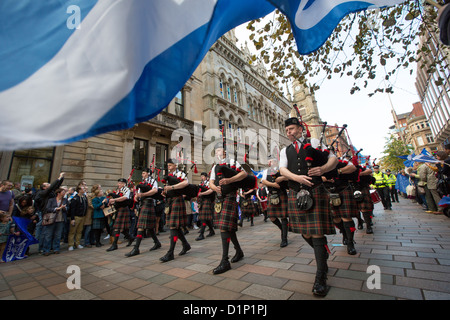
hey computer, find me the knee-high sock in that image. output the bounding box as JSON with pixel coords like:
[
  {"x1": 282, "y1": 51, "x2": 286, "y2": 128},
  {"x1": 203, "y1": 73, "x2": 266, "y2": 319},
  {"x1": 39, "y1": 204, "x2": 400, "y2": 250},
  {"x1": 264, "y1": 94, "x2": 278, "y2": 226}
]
[{"x1": 220, "y1": 231, "x2": 231, "y2": 261}]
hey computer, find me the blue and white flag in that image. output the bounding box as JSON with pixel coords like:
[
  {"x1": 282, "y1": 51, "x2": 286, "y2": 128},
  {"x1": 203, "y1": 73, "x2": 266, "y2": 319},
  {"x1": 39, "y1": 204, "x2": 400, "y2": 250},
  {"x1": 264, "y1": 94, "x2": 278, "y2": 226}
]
[
  {"x1": 412, "y1": 148, "x2": 438, "y2": 164},
  {"x1": 0, "y1": 0, "x2": 403, "y2": 150},
  {"x1": 403, "y1": 152, "x2": 416, "y2": 168},
  {"x1": 2, "y1": 217, "x2": 38, "y2": 262},
  {"x1": 251, "y1": 168, "x2": 264, "y2": 179}
]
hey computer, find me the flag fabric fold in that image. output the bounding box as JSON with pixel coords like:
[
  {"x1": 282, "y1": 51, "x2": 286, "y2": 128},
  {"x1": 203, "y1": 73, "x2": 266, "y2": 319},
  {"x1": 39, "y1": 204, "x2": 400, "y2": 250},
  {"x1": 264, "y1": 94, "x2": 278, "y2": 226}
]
[{"x1": 1, "y1": 0, "x2": 403, "y2": 150}]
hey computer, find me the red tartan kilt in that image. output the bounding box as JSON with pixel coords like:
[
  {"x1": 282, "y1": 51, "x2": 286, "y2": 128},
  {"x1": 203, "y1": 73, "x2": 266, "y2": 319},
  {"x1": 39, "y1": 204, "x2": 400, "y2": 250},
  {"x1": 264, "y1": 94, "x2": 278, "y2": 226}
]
[
  {"x1": 288, "y1": 185, "x2": 335, "y2": 236},
  {"x1": 358, "y1": 187, "x2": 374, "y2": 212},
  {"x1": 167, "y1": 196, "x2": 187, "y2": 229},
  {"x1": 241, "y1": 199, "x2": 256, "y2": 217},
  {"x1": 267, "y1": 192, "x2": 288, "y2": 219},
  {"x1": 137, "y1": 199, "x2": 156, "y2": 229},
  {"x1": 331, "y1": 186, "x2": 359, "y2": 219},
  {"x1": 198, "y1": 197, "x2": 214, "y2": 221},
  {"x1": 112, "y1": 206, "x2": 130, "y2": 231},
  {"x1": 217, "y1": 193, "x2": 238, "y2": 232}
]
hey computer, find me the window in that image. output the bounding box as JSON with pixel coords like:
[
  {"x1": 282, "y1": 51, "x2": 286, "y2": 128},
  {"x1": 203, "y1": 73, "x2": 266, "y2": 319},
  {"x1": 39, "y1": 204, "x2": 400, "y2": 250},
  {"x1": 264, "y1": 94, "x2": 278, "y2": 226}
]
[
  {"x1": 174, "y1": 90, "x2": 184, "y2": 117},
  {"x1": 8, "y1": 147, "x2": 55, "y2": 190},
  {"x1": 219, "y1": 79, "x2": 224, "y2": 98},
  {"x1": 426, "y1": 134, "x2": 434, "y2": 144},
  {"x1": 417, "y1": 136, "x2": 424, "y2": 146},
  {"x1": 132, "y1": 139, "x2": 148, "y2": 182}
]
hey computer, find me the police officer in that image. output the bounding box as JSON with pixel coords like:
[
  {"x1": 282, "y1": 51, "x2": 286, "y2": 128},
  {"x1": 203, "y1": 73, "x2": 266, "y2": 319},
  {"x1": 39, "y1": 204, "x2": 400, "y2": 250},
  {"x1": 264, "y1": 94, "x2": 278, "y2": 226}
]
[
  {"x1": 372, "y1": 166, "x2": 392, "y2": 210},
  {"x1": 385, "y1": 169, "x2": 399, "y2": 203},
  {"x1": 279, "y1": 117, "x2": 338, "y2": 297}
]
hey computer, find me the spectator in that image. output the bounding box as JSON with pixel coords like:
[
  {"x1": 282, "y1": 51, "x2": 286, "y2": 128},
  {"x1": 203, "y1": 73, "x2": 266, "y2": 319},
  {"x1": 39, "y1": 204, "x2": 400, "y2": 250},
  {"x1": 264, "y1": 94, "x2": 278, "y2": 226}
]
[
  {"x1": 436, "y1": 151, "x2": 450, "y2": 197},
  {"x1": 0, "y1": 211, "x2": 17, "y2": 262},
  {"x1": 42, "y1": 188, "x2": 68, "y2": 256},
  {"x1": 33, "y1": 172, "x2": 65, "y2": 252},
  {"x1": 92, "y1": 187, "x2": 108, "y2": 247},
  {"x1": 83, "y1": 185, "x2": 99, "y2": 248},
  {"x1": 11, "y1": 182, "x2": 22, "y2": 202},
  {"x1": 12, "y1": 195, "x2": 38, "y2": 236},
  {"x1": 0, "y1": 181, "x2": 14, "y2": 216},
  {"x1": 68, "y1": 185, "x2": 87, "y2": 251}
]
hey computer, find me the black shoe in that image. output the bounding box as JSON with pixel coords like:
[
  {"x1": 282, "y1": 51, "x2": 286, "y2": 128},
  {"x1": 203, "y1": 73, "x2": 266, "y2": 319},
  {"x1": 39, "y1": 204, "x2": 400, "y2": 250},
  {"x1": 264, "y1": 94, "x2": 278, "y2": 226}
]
[
  {"x1": 149, "y1": 242, "x2": 161, "y2": 251},
  {"x1": 179, "y1": 243, "x2": 191, "y2": 256},
  {"x1": 213, "y1": 259, "x2": 231, "y2": 274},
  {"x1": 106, "y1": 244, "x2": 117, "y2": 252},
  {"x1": 96, "y1": 243, "x2": 102, "y2": 247},
  {"x1": 366, "y1": 225, "x2": 373, "y2": 234},
  {"x1": 206, "y1": 230, "x2": 215, "y2": 237},
  {"x1": 125, "y1": 247, "x2": 140, "y2": 257},
  {"x1": 160, "y1": 252, "x2": 174, "y2": 262},
  {"x1": 195, "y1": 234, "x2": 205, "y2": 241},
  {"x1": 231, "y1": 249, "x2": 244, "y2": 263},
  {"x1": 312, "y1": 273, "x2": 329, "y2": 297},
  {"x1": 347, "y1": 241, "x2": 357, "y2": 255}
]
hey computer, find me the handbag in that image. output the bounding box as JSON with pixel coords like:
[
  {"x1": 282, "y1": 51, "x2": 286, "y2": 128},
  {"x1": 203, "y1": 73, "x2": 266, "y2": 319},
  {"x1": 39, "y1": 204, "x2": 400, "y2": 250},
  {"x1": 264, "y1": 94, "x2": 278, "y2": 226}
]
[
  {"x1": 42, "y1": 212, "x2": 57, "y2": 226},
  {"x1": 103, "y1": 205, "x2": 116, "y2": 217}
]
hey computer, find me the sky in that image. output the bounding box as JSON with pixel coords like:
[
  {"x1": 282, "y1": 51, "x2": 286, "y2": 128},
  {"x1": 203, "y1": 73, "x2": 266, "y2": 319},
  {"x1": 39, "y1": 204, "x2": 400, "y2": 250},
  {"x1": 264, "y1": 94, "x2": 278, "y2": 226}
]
[{"x1": 234, "y1": 20, "x2": 420, "y2": 161}]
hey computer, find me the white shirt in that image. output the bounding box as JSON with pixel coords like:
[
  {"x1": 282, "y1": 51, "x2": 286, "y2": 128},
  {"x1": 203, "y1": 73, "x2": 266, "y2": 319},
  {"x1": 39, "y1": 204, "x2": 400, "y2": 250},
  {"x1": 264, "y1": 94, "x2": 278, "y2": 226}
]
[
  {"x1": 279, "y1": 137, "x2": 332, "y2": 168},
  {"x1": 210, "y1": 158, "x2": 241, "y2": 181}
]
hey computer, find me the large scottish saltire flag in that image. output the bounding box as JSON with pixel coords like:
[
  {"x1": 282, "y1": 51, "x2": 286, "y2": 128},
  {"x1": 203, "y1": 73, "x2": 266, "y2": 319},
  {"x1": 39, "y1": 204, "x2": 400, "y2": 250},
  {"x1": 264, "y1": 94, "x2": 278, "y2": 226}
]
[{"x1": 0, "y1": 0, "x2": 403, "y2": 150}]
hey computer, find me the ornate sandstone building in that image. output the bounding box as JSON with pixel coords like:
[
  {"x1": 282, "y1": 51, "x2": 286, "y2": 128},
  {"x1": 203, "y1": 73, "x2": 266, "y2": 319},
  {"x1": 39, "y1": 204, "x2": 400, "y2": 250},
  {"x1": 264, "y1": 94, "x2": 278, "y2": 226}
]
[{"x1": 1, "y1": 30, "x2": 322, "y2": 191}]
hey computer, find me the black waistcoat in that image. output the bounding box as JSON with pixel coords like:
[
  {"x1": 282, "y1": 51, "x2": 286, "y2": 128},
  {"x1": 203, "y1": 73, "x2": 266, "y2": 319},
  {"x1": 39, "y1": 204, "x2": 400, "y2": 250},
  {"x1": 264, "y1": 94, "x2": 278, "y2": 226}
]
[{"x1": 286, "y1": 144, "x2": 322, "y2": 191}]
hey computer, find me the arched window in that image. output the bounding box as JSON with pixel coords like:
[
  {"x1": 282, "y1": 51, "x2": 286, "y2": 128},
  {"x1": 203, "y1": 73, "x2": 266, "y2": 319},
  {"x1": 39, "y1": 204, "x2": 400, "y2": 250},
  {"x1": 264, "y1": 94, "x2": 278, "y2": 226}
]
[{"x1": 219, "y1": 76, "x2": 224, "y2": 98}]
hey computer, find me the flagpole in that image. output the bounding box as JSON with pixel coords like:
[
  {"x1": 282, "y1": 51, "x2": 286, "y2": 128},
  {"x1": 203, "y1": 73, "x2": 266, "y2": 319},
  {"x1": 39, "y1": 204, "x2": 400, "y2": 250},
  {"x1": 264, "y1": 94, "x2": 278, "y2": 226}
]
[{"x1": 425, "y1": 0, "x2": 442, "y2": 9}]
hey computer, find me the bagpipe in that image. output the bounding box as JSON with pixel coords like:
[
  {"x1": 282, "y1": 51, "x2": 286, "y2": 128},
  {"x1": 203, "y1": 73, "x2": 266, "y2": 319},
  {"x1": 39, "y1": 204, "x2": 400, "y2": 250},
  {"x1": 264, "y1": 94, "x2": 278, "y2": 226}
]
[
  {"x1": 215, "y1": 162, "x2": 257, "y2": 196},
  {"x1": 136, "y1": 182, "x2": 165, "y2": 202},
  {"x1": 162, "y1": 163, "x2": 199, "y2": 199},
  {"x1": 197, "y1": 183, "x2": 215, "y2": 200}
]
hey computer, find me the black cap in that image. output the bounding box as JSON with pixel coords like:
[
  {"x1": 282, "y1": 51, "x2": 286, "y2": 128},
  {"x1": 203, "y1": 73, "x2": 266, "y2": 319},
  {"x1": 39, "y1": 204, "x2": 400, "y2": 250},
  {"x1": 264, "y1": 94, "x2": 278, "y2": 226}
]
[
  {"x1": 143, "y1": 167, "x2": 152, "y2": 173},
  {"x1": 118, "y1": 178, "x2": 127, "y2": 183},
  {"x1": 373, "y1": 165, "x2": 379, "y2": 169},
  {"x1": 285, "y1": 117, "x2": 302, "y2": 127},
  {"x1": 167, "y1": 158, "x2": 177, "y2": 164},
  {"x1": 201, "y1": 172, "x2": 208, "y2": 177}
]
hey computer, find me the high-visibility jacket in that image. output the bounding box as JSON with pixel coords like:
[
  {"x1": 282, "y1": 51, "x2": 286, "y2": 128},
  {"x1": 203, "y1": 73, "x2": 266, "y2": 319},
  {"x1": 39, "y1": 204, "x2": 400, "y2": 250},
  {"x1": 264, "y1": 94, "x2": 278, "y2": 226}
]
[
  {"x1": 385, "y1": 173, "x2": 396, "y2": 187},
  {"x1": 372, "y1": 172, "x2": 387, "y2": 188}
]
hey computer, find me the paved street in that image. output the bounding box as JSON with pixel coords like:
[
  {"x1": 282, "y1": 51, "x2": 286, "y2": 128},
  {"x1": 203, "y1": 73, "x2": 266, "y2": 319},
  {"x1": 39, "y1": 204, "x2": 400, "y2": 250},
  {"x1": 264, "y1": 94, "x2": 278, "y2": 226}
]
[{"x1": 1, "y1": 197, "x2": 449, "y2": 301}]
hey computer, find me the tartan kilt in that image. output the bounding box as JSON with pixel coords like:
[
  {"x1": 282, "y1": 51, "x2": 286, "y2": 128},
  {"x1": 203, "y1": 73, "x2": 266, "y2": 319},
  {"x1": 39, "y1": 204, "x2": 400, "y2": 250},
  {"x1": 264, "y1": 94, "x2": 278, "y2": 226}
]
[
  {"x1": 137, "y1": 198, "x2": 156, "y2": 229},
  {"x1": 167, "y1": 196, "x2": 187, "y2": 229},
  {"x1": 241, "y1": 198, "x2": 256, "y2": 217},
  {"x1": 260, "y1": 201, "x2": 268, "y2": 211},
  {"x1": 92, "y1": 217, "x2": 107, "y2": 230},
  {"x1": 112, "y1": 206, "x2": 130, "y2": 231},
  {"x1": 267, "y1": 192, "x2": 288, "y2": 219},
  {"x1": 198, "y1": 197, "x2": 214, "y2": 221},
  {"x1": 288, "y1": 185, "x2": 335, "y2": 236},
  {"x1": 331, "y1": 186, "x2": 359, "y2": 219},
  {"x1": 358, "y1": 187, "x2": 374, "y2": 212},
  {"x1": 217, "y1": 193, "x2": 238, "y2": 232}
]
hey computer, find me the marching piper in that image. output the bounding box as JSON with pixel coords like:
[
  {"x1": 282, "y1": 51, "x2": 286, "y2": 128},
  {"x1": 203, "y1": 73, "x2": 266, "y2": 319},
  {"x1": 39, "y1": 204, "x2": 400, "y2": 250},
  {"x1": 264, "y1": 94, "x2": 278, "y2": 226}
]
[
  {"x1": 195, "y1": 172, "x2": 216, "y2": 241},
  {"x1": 279, "y1": 117, "x2": 338, "y2": 297},
  {"x1": 125, "y1": 168, "x2": 162, "y2": 257},
  {"x1": 261, "y1": 156, "x2": 289, "y2": 247},
  {"x1": 209, "y1": 142, "x2": 250, "y2": 274},
  {"x1": 106, "y1": 178, "x2": 133, "y2": 252},
  {"x1": 159, "y1": 159, "x2": 191, "y2": 262}
]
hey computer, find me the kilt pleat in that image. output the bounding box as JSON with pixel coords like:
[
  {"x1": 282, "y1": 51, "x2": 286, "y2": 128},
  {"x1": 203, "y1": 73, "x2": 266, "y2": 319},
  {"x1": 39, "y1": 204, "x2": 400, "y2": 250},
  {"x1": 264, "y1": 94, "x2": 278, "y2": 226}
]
[
  {"x1": 331, "y1": 186, "x2": 359, "y2": 219},
  {"x1": 288, "y1": 185, "x2": 335, "y2": 236},
  {"x1": 358, "y1": 187, "x2": 374, "y2": 212},
  {"x1": 167, "y1": 196, "x2": 187, "y2": 229},
  {"x1": 267, "y1": 192, "x2": 289, "y2": 219},
  {"x1": 198, "y1": 197, "x2": 214, "y2": 221},
  {"x1": 112, "y1": 206, "x2": 130, "y2": 231},
  {"x1": 137, "y1": 198, "x2": 156, "y2": 229},
  {"x1": 217, "y1": 193, "x2": 238, "y2": 232}
]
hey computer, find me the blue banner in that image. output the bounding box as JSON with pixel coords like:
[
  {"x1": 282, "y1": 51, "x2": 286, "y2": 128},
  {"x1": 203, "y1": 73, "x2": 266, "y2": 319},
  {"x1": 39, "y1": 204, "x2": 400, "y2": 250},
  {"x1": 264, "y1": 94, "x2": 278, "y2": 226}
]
[
  {"x1": 2, "y1": 217, "x2": 38, "y2": 262},
  {"x1": 395, "y1": 173, "x2": 410, "y2": 194}
]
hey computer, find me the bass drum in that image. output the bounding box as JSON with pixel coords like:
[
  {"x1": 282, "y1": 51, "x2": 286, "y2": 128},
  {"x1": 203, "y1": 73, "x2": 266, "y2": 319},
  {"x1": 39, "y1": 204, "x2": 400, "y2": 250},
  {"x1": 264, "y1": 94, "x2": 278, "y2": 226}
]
[{"x1": 370, "y1": 190, "x2": 381, "y2": 204}]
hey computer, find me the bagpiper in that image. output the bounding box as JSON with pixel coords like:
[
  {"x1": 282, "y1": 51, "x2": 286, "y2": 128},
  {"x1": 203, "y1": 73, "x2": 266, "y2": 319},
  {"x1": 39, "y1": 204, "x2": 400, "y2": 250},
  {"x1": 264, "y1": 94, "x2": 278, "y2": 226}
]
[
  {"x1": 195, "y1": 172, "x2": 216, "y2": 241},
  {"x1": 159, "y1": 159, "x2": 191, "y2": 262},
  {"x1": 356, "y1": 163, "x2": 375, "y2": 234},
  {"x1": 279, "y1": 117, "x2": 338, "y2": 297},
  {"x1": 125, "y1": 168, "x2": 162, "y2": 257},
  {"x1": 209, "y1": 142, "x2": 254, "y2": 274},
  {"x1": 261, "y1": 155, "x2": 289, "y2": 247},
  {"x1": 106, "y1": 178, "x2": 133, "y2": 252}
]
